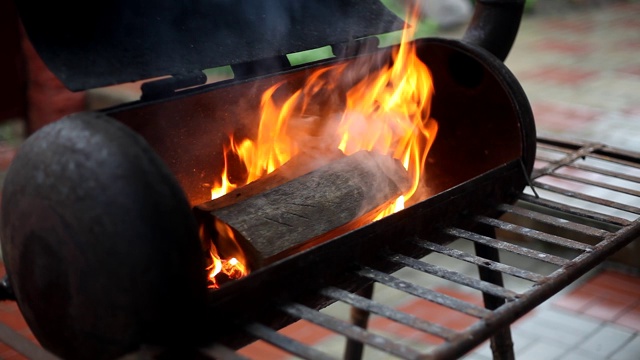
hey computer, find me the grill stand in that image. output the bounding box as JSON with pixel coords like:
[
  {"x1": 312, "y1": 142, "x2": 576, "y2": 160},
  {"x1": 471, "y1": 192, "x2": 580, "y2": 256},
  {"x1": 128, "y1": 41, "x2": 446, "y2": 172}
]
[
  {"x1": 346, "y1": 237, "x2": 517, "y2": 360},
  {"x1": 474, "y1": 228, "x2": 515, "y2": 360},
  {"x1": 344, "y1": 284, "x2": 374, "y2": 360}
]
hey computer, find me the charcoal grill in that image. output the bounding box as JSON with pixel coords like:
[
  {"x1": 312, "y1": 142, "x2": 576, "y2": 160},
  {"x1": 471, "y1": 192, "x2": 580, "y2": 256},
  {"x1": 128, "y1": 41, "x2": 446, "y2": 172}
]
[
  {"x1": 1, "y1": 0, "x2": 639, "y2": 359},
  {"x1": 195, "y1": 136, "x2": 640, "y2": 360}
]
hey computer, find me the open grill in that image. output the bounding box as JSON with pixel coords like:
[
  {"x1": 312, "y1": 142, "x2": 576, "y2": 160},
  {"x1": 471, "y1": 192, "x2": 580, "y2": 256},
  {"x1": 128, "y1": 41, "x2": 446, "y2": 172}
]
[
  {"x1": 3, "y1": 137, "x2": 638, "y2": 359},
  {"x1": 195, "y1": 136, "x2": 640, "y2": 360},
  {"x1": 2, "y1": 1, "x2": 639, "y2": 359}
]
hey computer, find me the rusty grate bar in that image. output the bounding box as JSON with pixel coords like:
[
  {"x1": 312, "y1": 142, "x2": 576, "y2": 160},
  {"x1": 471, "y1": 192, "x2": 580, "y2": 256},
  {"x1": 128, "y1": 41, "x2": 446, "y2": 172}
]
[
  {"x1": 546, "y1": 172, "x2": 640, "y2": 197},
  {"x1": 444, "y1": 227, "x2": 569, "y2": 266},
  {"x1": 335, "y1": 288, "x2": 455, "y2": 343},
  {"x1": 518, "y1": 192, "x2": 631, "y2": 226},
  {"x1": 497, "y1": 204, "x2": 611, "y2": 238},
  {"x1": 320, "y1": 286, "x2": 457, "y2": 340},
  {"x1": 533, "y1": 142, "x2": 603, "y2": 177},
  {"x1": 532, "y1": 180, "x2": 640, "y2": 215},
  {"x1": 385, "y1": 253, "x2": 519, "y2": 300},
  {"x1": 414, "y1": 240, "x2": 547, "y2": 282},
  {"x1": 280, "y1": 302, "x2": 423, "y2": 359},
  {"x1": 475, "y1": 215, "x2": 594, "y2": 251},
  {"x1": 496, "y1": 203, "x2": 612, "y2": 237},
  {"x1": 565, "y1": 162, "x2": 640, "y2": 183},
  {"x1": 356, "y1": 267, "x2": 491, "y2": 318},
  {"x1": 243, "y1": 323, "x2": 334, "y2": 360}
]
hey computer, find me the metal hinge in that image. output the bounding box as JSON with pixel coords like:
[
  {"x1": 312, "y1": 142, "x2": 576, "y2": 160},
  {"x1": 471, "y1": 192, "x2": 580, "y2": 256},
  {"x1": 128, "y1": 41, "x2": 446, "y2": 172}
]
[
  {"x1": 331, "y1": 37, "x2": 380, "y2": 58},
  {"x1": 140, "y1": 70, "x2": 207, "y2": 101}
]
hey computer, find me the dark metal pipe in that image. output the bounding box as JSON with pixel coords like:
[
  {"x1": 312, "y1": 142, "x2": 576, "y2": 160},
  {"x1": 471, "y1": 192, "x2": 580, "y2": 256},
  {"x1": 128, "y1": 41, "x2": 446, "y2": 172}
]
[
  {"x1": 463, "y1": 0, "x2": 526, "y2": 61},
  {"x1": 343, "y1": 283, "x2": 374, "y2": 360},
  {"x1": 475, "y1": 225, "x2": 514, "y2": 360}
]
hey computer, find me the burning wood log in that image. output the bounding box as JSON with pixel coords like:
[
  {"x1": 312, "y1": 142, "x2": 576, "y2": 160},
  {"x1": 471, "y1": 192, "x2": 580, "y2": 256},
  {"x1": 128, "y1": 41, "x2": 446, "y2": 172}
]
[
  {"x1": 204, "y1": 147, "x2": 345, "y2": 210},
  {"x1": 195, "y1": 150, "x2": 411, "y2": 271}
]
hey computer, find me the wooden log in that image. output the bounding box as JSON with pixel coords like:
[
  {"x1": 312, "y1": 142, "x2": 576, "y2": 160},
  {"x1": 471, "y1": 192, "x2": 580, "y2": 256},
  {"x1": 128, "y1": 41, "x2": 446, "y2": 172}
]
[
  {"x1": 195, "y1": 150, "x2": 411, "y2": 270},
  {"x1": 203, "y1": 148, "x2": 344, "y2": 211}
]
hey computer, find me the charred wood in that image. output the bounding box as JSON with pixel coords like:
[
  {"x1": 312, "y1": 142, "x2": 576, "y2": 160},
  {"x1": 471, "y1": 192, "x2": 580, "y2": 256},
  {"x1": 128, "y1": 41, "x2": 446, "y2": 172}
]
[{"x1": 195, "y1": 150, "x2": 411, "y2": 270}]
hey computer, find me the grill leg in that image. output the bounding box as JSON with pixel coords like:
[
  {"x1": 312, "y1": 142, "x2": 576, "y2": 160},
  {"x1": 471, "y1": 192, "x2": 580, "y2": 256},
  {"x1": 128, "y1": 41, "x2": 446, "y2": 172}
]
[
  {"x1": 475, "y1": 226, "x2": 515, "y2": 360},
  {"x1": 343, "y1": 283, "x2": 374, "y2": 360}
]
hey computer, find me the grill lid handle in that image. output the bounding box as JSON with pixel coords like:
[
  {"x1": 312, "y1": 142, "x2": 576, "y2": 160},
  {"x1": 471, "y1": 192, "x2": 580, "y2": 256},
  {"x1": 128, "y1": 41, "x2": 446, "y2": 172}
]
[{"x1": 462, "y1": 0, "x2": 526, "y2": 61}]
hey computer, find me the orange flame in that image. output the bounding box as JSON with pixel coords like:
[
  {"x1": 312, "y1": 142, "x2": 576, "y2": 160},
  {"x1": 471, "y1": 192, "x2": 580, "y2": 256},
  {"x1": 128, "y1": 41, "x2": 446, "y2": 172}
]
[
  {"x1": 207, "y1": 7, "x2": 437, "y2": 287},
  {"x1": 205, "y1": 220, "x2": 249, "y2": 289}
]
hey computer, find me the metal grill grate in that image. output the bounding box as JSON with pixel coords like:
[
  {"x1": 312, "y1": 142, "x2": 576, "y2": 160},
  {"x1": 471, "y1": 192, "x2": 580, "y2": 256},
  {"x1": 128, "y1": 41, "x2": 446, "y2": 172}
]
[{"x1": 200, "y1": 136, "x2": 640, "y2": 360}]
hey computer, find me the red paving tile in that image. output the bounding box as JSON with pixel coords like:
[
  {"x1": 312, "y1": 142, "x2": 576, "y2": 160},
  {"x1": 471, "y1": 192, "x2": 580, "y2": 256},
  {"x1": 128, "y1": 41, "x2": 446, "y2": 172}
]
[
  {"x1": 0, "y1": 265, "x2": 37, "y2": 358},
  {"x1": 238, "y1": 320, "x2": 336, "y2": 359},
  {"x1": 624, "y1": 106, "x2": 640, "y2": 118},
  {"x1": 553, "y1": 286, "x2": 600, "y2": 312},
  {"x1": 375, "y1": 287, "x2": 483, "y2": 345},
  {"x1": 615, "y1": 302, "x2": 640, "y2": 332},
  {"x1": 521, "y1": 66, "x2": 599, "y2": 86},
  {"x1": 370, "y1": 314, "x2": 445, "y2": 345},
  {"x1": 531, "y1": 101, "x2": 603, "y2": 131},
  {"x1": 0, "y1": 348, "x2": 24, "y2": 360},
  {"x1": 237, "y1": 340, "x2": 292, "y2": 360},
  {"x1": 553, "y1": 269, "x2": 640, "y2": 331},
  {"x1": 0, "y1": 311, "x2": 30, "y2": 335},
  {"x1": 538, "y1": 19, "x2": 595, "y2": 33},
  {"x1": 613, "y1": 40, "x2": 640, "y2": 51},
  {"x1": 582, "y1": 296, "x2": 635, "y2": 322},
  {"x1": 588, "y1": 271, "x2": 640, "y2": 298},
  {"x1": 614, "y1": 18, "x2": 640, "y2": 30},
  {"x1": 616, "y1": 64, "x2": 640, "y2": 77},
  {"x1": 533, "y1": 39, "x2": 594, "y2": 55}
]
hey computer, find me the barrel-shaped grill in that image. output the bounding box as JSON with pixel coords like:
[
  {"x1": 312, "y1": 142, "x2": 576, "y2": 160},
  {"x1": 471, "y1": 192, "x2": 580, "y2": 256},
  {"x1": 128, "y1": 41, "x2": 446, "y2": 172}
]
[{"x1": 1, "y1": 1, "x2": 638, "y2": 359}]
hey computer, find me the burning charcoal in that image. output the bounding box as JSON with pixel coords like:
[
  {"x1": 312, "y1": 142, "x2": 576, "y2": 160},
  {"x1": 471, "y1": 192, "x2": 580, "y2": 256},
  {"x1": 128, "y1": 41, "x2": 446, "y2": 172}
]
[{"x1": 195, "y1": 150, "x2": 411, "y2": 272}]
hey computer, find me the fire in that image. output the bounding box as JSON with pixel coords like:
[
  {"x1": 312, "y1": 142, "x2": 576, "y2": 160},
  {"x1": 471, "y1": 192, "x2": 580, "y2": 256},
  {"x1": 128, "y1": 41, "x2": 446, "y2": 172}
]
[
  {"x1": 205, "y1": 219, "x2": 249, "y2": 289},
  {"x1": 206, "y1": 7, "x2": 437, "y2": 287}
]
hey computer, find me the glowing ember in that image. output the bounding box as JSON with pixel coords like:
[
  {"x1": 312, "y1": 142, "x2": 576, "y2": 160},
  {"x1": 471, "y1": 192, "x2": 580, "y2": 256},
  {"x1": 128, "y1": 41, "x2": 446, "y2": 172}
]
[{"x1": 206, "y1": 7, "x2": 437, "y2": 287}]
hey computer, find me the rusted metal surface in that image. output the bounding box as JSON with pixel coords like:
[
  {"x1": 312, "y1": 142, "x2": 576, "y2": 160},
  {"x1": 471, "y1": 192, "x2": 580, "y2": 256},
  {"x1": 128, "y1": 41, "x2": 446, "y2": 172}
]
[
  {"x1": 282, "y1": 302, "x2": 423, "y2": 359},
  {"x1": 322, "y1": 286, "x2": 457, "y2": 341},
  {"x1": 343, "y1": 284, "x2": 374, "y2": 360},
  {"x1": 443, "y1": 227, "x2": 570, "y2": 266}
]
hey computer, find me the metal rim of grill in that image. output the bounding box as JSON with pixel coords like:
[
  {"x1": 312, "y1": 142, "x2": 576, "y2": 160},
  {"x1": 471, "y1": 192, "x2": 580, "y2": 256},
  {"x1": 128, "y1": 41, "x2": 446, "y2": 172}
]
[{"x1": 2, "y1": 136, "x2": 639, "y2": 359}]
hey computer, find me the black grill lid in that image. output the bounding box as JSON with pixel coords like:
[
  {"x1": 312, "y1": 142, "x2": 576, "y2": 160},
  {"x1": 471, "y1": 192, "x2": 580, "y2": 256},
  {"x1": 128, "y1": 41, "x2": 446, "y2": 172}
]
[{"x1": 16, "y1": 0, "x2": 404, "y2": 92}]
